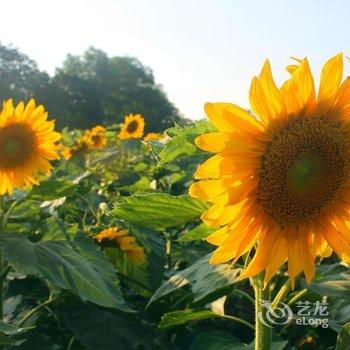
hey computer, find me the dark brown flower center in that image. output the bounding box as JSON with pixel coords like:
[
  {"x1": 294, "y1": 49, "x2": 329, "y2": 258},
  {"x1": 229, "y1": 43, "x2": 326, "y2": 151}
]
[
  {"x1": 0, "y1": 124, "x2": 36, "y2": 168},
  {"x1": 126, "y1": 120, "x2": 138, "y2": 133},
  {"x1": 258, "y1": 117, "x2": 349, "y2": 227},
  {"x1": 92, "y1": 134, "x2": 101, "y2": 144}
]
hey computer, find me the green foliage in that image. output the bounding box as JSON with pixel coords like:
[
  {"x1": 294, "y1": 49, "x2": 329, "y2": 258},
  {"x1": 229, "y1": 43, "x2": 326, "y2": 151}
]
[
  {"x1": 0, "y1": 106, "x2": 346, "y2": 349},
  {"x1": 149, "y1": 255, "x2": 242, "y2": 305},
  {"x1": 159, "y1": 120, "x2": 216, "y2": 165},
  {"x1": 0, "y1": 233, "x2": 131, "y2": 312},
  {"x1": 178, "y1": 223, "x2": 215, "y2": 243},
  {"x1": 60, "y1": 300, "x2": 152, "y2": 350},
  {"x1": 159, "y1": 309, "x2": 219, "y2": 330},
  {"x1": 29, "y1": 179, "x2": 77, "y2": 200},
  {"x1": 191, "y1": 331, "x2": 250, "y2": 350},
  {"x1": 111, "y1": 193, "x2": 209, "y2": 230},
  {"x1": 336, "y1": 323, "x2": 350, "y2": 350}
]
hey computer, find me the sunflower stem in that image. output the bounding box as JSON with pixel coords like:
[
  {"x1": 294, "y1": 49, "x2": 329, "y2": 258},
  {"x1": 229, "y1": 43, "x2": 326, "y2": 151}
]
[
  {"x1": 252, "y1": 274, "x2": 272, "y2": 350},
  {"x1": 0, "y1": 196, "x2": 5, "y2": 320}
]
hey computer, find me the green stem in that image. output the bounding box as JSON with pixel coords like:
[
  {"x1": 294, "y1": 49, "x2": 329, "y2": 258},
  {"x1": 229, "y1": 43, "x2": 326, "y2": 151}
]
[
  {"x1": 18, "y1": 296, "x2": 61, "y2": 327},
  {"x1": 165, "y1": 232, "x2": 172, "y2": 269},
  {"x1": 271, "y1": 279, "x2": 292, "y2": 310},
  {"x1": 0, "y1": 251, "x2": 3, "y2": 320},
  {"x1": 2, "y1": 198, "x2": 24, "y2": 230},
  {"x1": 0, "y1": 196, "x2": 5, "y2": 321},
  {"x1": 252, "y1": 275, "x2": 272, "y2": 350},
  {"x1": 67, "y1": 336, "x2": 76, "y2": 350}
]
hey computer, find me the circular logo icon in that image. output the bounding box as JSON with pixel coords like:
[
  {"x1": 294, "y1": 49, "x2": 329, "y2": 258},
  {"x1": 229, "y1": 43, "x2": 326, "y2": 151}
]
[{"x1": 258, "y1": 300, "x2": 293, "y2": 327}]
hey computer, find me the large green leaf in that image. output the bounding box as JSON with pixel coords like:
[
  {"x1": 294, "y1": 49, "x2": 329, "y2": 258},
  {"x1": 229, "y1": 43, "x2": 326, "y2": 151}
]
[
  {"x1": 29, "y1": 179, "x2": 77, "y2": 200},
  {"x1": 111, "y1": 194, "x2": 208, "y2": 230},
  {"x1": 191, "y1": 332, "x2": 288, "y2": 350},
  {"x1": 191, "y1": 331, "x2": 249, "y2": 350},
  {"x1": 336, "y1": 323, "x2": 350, "y2": 350},
  {"x1": 306, "y1": 264, "x2": 350, "y2": 299},
  {"x1": 159, "y1": 121, "x2": 216, "y2": 165},
  {"x1": 61, "y1": 299, "x2": 152, "y2": 350},
  {"x1": 159, "y1": 309, "x2": 219, "y2": 330},
  {"x1": 0, "y1": 233, "x2": 132, "y2": 312},
  {"x1": 149, "y1": 255, "x2": 242, "y2": 305}
]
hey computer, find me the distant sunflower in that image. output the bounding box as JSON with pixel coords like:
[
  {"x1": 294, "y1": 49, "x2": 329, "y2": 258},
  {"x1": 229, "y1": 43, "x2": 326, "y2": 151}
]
[
  {"x1": 143, "y1": 132, "x2": 162, "y2": 141},
  {"x1": 75, "y1": 135, "x2": 93, "y2": 153},
  {"x1": 95, "y1": 227, "x2": 145, "y2": 263},
  {"x1": 118, "y1": 114, "x2": 145, "y2": 140},
  {"x1": 62, "y1": 147, "x2": 75, "y2": 160},
  {"x1": 190, "y1": 54, "x2": 350, "y2": 285},
  {"x1": 85, "y1": 125, "x2": 107, "y2": 149},
  {"x1": 0, "y1": 99, "x2": 60, "y2": 194}
]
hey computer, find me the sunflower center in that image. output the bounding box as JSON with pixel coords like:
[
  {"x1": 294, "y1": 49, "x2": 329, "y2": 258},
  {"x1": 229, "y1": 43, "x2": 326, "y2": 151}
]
[
  {"x1": 0, "y1": 124, "x2": 37, "y2": 168},
  {"x1": 92, "y1": 135, "x2": 100, "y2": 143},
  {"x1": 287, "y1": 154, "x2": 322, "y2": 192},
  {"x1": 126, "y1": 120, "x2": 138, "y2": 133},
  {"x1": 3, "y1": 138, "x2": 21, "y2": 157},
  {"x1": 258, "y1": 117, "x2": 348, "y2": 227}
]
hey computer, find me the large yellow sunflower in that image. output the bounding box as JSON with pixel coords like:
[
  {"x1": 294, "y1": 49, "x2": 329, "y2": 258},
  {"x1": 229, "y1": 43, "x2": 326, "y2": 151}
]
[
  {"x1": 118, "y1": 114, "x2": 145, "y2": 140},
  {"x1": 190, "y1": 53, "x2": 350, "y2": 286},
  {"x1": 95, "y1": 227, "x2": 145, "y2": 263},
  {"x1": 0, "y1": 99, "x2": 60, "y2": 195}
]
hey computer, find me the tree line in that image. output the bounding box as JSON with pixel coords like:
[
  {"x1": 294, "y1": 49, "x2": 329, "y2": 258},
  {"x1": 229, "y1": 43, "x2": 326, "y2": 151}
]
[{"x1": 0, "y1": 43, "x2": 185, "y2": 131}]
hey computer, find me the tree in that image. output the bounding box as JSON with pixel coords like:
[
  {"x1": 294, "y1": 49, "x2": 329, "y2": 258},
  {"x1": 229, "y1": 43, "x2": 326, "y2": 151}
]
[
  {"x1": 0, "y1": 43, "x2": 67, "y2": 122},
  {"x1": 0, "y1": 44, "x2": 183, "y2": 131},
  {"x1": 54, "y1": 47, "x2": 182, "y2": 131}
]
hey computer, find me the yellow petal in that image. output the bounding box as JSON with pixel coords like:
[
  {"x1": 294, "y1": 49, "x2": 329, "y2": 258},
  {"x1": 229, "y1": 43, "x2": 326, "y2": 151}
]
[
  {"x1": 204, "y1": 103, "x2": 264, "y2": 134},
  {"x1": 317, "y1": 53, "x2": 343, "y2": 116},
  {"x1": 189, "y1": 179, "x2": 231, "y2": 202}
]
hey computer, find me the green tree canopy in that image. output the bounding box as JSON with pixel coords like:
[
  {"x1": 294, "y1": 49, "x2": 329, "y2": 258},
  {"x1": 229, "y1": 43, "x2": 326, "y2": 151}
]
[{"x1": 0, "y1": 44, "x2": 183, "y2": 131}]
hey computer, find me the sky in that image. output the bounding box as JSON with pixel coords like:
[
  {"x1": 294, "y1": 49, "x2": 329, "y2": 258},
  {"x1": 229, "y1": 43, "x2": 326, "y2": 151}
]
[{"x1": 1, "y1": 0, "x2": 350, "y2": 120}]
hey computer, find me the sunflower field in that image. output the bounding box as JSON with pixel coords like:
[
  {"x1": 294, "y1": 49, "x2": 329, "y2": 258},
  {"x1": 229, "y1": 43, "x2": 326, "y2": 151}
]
[{"x1": 0, "y1": 54, "x2": 350, "y2": 350}]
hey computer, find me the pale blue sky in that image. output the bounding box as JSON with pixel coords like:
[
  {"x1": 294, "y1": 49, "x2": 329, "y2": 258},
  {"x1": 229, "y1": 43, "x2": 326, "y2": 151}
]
[{"x1": 1, "y1": 0, "x2": 349, "y2": 119}]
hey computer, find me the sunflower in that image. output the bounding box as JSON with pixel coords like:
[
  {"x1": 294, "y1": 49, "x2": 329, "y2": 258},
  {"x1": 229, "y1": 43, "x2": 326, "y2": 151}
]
[
  {"x1": 143, "y1": 132, "x2": 163, "y2": 141},
  {"x1": 190, "y1": 53, "x2": 350, "y2": 286},
  {"x1": 118, "y1": 114, "x2": 145, "y2": 140},
  {"x1": 94, "y1": 227, "x2": 145, "y2": 263},
  {"x1": 84, "y1": 125, "x2": 107, "y2": 149},
  {"x1": 62, "y1": 147, "x2": 75, "y2": 160},
  {"x1": 0, "y1": 99, "x2": 60, "y2": 195}
]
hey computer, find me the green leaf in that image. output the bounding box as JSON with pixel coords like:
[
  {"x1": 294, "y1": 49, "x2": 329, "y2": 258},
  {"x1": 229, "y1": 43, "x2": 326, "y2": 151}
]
[
  {"x1": 191, "y1": 331, "x2": 249, "y2": 350},
  {"x1": 178, "y1": 223, "x2": 215, "y2": 243},
  {"x1": 61, "y1": 299, "x2": 152, "y2": 350},
  {"x1": 111, "y1": 194, "x2": 209, "y2": 230},
  {"x1": 159, "y1": 121, "x2": 216, "y2": 165},
  {"x1": 191, "y1": 332, "x2": 288, "y2": 350},
  {"x1": 0, "y1": 233, "x2": 132, "y2": 312},
  {"x1": 159, "y1": 309, "x2": 219, "y2": 330},
  {"x1": 119, "y1": 176, "x2": 153, "y2": 193},
  {"x1": 0, "y1": 321, "x2": 34, "y2": 335},
  {"x1": 307, "y1": 264, "x2": 350, "y2": 299},
  {"x1": 149, "y1": 255, "x2": 242, "y2": 305},
  {"x1": 105, "y1": 225, "x2": 166, "y2": 296},
  {"x1": 336, "y1": 323, "x2": 350, "y2": 350},
  {"x1": 29, "y1": 179, "x2": 77, "y2": 200}
]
